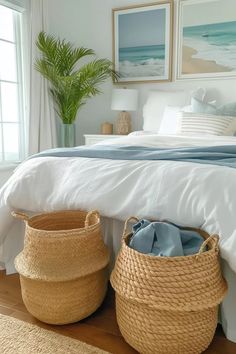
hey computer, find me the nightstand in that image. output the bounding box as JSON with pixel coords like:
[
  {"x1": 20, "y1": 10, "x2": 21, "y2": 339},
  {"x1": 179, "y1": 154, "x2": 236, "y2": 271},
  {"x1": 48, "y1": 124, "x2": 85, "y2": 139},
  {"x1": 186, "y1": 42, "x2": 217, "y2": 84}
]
[{"x1": 84, "y1": 134, "x2": 122, "y2": 146}]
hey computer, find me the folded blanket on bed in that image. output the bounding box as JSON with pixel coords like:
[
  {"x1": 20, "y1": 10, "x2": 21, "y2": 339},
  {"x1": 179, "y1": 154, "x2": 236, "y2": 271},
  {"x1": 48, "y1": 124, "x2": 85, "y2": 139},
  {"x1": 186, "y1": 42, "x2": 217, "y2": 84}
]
[
  {"x1": 30, "y1": 144, "x2": 236, "y2": 168},
  {"x1": 129, "y1": 220, "x2": 204, "y2": 257}
]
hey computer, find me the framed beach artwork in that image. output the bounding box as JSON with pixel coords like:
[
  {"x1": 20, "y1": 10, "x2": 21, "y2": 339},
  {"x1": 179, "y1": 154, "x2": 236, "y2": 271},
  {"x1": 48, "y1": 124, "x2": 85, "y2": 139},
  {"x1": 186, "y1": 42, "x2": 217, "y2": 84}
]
[
  {"x1": 177, "y1": 0, "x2": 236, "y2": 79},
  {"x1": 112, "y1": 1, "x2": 173, "y2": 83}
]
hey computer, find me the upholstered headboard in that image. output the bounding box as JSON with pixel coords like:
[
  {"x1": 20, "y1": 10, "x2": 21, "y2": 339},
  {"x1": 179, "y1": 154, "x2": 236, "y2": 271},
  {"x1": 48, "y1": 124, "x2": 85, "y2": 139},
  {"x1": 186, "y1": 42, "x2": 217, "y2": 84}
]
[{"x1": 142, "y1": 88, "x2": 206, "y2": 132}]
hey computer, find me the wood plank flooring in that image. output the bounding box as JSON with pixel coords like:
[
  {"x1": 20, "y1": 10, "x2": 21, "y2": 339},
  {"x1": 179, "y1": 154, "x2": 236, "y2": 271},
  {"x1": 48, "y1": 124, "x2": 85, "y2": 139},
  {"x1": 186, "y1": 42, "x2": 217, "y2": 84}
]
[{"x1": 0, "y1": 271, "x2": 236, "y2": 353}]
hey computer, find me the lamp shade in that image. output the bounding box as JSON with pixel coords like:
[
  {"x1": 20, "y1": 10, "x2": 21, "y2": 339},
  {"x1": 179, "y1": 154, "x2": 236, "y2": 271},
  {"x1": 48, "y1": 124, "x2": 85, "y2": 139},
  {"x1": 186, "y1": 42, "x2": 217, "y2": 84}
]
[{"x1": 111, "y1": 89, "x2": 138, "y2": 111}]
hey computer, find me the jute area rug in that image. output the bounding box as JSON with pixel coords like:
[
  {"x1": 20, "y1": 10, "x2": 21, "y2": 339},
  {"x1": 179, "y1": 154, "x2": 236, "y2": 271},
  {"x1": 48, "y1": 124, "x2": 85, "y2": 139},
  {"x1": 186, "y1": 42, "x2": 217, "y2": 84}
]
[{"x1": 0, "y1": 314, "x2": 110, "y2": 354}]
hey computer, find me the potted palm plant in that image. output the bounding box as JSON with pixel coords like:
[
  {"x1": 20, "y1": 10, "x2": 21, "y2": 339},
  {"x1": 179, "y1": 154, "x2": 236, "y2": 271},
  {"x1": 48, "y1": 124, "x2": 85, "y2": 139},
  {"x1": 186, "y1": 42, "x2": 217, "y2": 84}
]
[{"x1": 35, "y1": 31, "x2": 117, "y2": 147}]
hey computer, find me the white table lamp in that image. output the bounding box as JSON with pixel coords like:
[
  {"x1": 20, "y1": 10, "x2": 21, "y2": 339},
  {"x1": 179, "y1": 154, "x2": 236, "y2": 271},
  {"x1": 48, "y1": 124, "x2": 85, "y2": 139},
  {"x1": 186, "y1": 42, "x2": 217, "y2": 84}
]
[{"x1": 111, "y1": 89, "x2": 138, "y2": 135}]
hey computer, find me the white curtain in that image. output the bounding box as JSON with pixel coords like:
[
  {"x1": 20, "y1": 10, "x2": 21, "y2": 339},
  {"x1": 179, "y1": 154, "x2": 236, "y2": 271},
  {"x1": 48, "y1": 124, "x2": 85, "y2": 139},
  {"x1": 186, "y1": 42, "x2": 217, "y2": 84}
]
[{"x1": 28, "y1": 0, "x2": 57, "y2": 155}]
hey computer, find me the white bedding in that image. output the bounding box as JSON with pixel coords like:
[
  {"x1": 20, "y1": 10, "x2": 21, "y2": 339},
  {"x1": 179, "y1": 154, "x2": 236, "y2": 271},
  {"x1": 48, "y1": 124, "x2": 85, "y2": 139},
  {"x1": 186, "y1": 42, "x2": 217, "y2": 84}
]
[{"x1": 1, "y1": 134, "x2": 236, "y2": 273}]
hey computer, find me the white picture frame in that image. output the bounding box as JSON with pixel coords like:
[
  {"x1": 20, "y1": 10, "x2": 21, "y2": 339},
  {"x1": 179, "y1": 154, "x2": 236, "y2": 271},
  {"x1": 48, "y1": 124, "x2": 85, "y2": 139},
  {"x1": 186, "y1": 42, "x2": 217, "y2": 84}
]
[{"x1": 177, "y1": 0, "x2": 236, "y2": 80}]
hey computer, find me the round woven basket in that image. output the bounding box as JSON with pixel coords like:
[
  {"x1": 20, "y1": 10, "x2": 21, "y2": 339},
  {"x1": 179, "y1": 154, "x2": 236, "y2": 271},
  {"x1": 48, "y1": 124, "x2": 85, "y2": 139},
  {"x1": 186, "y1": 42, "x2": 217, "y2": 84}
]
[
  {"x1": 13, "y1": 210, "x2": 110, "y2": 325},
  {"x1": 110, "y1": 217, "x2": 228, "y2": 354}
]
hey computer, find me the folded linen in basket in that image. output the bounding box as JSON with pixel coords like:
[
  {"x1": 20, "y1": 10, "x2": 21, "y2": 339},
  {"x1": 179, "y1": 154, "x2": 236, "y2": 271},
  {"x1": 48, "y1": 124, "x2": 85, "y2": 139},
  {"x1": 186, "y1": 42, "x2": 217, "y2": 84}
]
[{"x1": 129, "y1": 220, "x2": 204, "y2": 257}]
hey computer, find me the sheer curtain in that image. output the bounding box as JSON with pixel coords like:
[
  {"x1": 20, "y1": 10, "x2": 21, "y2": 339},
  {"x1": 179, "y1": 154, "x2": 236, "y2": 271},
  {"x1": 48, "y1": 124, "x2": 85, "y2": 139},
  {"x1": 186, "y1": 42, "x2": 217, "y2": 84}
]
[{"x1": 27, "y1": 0, "x2": 57, "y2": 155}]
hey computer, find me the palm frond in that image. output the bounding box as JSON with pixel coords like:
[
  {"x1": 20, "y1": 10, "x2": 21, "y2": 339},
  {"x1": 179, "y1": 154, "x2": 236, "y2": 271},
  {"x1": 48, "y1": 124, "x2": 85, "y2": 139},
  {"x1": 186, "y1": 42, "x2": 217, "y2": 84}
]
[
  {"x1": 77, "y1": 59, "x2": 118, "y2": 86},
  {"x1": 36, "y1": 31, "x2": 94, "y2": 75},
  {"x1": 35, "y1": 32, "x2": 118, "y2": 123}
]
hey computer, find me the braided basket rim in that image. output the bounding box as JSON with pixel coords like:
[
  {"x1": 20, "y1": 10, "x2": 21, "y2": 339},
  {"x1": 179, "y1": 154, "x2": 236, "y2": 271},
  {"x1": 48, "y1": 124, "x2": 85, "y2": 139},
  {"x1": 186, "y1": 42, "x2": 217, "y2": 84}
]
[
  {"x1": 110, "y1": 227, "x2": 228, "y2": 311},
  {"x1": 122, "y1": 228, "x2": 218, "y2": 262},
  {"x1": 25, "y1": 210, "x2": 100, "y2": 235},
  {"x1": 14, "y1": 209, "x2": 110, "y2": 281}
]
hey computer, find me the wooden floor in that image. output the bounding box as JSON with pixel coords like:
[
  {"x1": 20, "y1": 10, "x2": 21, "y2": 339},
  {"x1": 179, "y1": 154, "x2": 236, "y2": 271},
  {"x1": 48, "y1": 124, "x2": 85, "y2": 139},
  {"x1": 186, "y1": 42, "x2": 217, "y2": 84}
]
[{"x1": 0, "y1": 271, "x2": 236, "y2": 354}]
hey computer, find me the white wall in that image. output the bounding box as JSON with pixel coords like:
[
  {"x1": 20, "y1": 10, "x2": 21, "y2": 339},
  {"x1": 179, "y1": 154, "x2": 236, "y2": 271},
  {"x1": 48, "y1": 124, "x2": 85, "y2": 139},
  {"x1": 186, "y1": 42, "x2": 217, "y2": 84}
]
[{"x1": 47, "y1": 0, "x2": 236, "y2": 145}]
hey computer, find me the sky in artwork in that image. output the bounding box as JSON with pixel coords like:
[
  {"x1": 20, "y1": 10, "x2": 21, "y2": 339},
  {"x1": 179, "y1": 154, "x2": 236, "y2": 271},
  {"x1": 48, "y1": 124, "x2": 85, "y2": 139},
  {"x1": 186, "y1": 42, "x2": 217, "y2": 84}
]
[
  {"x1": 183, "y1": 0, "x2": 236, "y2": 27},
  {"x1": 118, "y1": 8, "x2": 166, "y2": 48}
]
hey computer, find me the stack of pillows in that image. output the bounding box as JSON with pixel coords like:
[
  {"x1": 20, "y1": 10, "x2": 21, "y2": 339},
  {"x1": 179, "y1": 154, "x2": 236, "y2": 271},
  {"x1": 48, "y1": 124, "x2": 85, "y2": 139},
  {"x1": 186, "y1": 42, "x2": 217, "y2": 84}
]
[
  {"x1": 175, "y1": 98, "x2": 236, "y2": 136},
  {"x1": 132, "y1": 88, "x2": 236, "y2": 137}
]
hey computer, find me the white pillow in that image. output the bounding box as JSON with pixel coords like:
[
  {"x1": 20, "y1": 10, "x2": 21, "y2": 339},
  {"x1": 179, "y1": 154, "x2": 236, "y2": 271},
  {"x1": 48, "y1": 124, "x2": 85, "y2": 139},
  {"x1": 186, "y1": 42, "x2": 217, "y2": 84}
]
[
  {"x1": 177, "y1": 112, "x2": 236, "y2": 136},
  {"x1": 143, "y1": 90, "x2": 190, "y2": 131},
  {"x1": 159, "y1": 105, "x2": 192, "y2": 135},
  {"x1": 191, "y1": 87, "x2": 206, "y2": 102},
  {"x1": 128, "y1": 131, "x2": 158, "y2": 136}
]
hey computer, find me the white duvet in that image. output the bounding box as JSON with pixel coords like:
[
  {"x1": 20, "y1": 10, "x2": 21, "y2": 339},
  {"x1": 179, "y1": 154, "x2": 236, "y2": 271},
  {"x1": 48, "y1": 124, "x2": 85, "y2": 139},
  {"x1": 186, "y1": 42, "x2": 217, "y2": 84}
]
[{"x1": 1, "y1": 134, "x2": 236, "y2": 271}]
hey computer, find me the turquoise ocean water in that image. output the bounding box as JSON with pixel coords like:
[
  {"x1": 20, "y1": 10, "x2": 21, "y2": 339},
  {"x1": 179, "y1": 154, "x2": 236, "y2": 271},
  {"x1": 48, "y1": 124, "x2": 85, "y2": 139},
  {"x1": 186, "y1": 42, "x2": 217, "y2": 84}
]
[
  {"x1": 118, "y1": 44, "x2": 166, "y2": 77},
  {"x1": 119, "y1": 44, "x2": 165, "y2": 63},
  {"x1": 183, "y1": 21, "x2": 236, "y2": 70}
]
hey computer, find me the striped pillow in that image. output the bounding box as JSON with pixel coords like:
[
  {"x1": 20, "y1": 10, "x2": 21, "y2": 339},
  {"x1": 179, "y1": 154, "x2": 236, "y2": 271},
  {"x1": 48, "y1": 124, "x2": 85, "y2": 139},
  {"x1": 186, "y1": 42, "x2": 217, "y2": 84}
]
[{"x1": 177, "y1": 112, "x2": 236, "y2": 136}]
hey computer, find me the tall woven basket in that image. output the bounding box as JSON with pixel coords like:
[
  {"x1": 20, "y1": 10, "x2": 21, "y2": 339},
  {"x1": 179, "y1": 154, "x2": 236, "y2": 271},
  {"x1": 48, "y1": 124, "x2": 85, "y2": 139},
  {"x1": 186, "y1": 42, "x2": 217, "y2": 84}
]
[
  {"x1": 13, "y1": 210, "x2": 110, "y2": 325},
  {"x1": 110, "y1": 217, "x2": 228, "y2": 354}
]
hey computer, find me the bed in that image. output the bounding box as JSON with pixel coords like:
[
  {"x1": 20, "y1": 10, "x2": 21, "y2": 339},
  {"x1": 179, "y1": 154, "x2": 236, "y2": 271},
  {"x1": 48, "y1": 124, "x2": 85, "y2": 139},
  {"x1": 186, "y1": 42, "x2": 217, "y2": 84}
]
[{"x1": 1, "y1": 90, "x2": 236, "y2": 343}]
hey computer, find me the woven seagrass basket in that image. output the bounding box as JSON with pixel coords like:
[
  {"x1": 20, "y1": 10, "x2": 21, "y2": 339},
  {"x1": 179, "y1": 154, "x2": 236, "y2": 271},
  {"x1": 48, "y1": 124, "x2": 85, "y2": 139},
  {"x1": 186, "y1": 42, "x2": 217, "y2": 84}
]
[
  {"x1": 13, "y1": 210, "x2": 110, "y2": 325},
  {"x1": 110, "y1": 217, "x2": 228, "y2": 354}
]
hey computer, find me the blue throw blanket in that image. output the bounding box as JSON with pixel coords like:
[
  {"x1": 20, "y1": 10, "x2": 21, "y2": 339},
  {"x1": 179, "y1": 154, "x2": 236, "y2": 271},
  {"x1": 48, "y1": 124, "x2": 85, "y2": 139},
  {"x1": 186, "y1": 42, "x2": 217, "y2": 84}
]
[{"x1": 30, "y1": 144, "x2": 236, "y2": 169}]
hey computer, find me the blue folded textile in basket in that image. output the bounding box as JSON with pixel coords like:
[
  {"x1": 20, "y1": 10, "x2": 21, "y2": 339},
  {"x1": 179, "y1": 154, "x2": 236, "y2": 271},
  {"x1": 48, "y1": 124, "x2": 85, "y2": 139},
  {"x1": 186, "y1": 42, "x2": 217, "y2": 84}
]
[{"x1": 129, "y1": 220, "x2": 204, "y2": 257}]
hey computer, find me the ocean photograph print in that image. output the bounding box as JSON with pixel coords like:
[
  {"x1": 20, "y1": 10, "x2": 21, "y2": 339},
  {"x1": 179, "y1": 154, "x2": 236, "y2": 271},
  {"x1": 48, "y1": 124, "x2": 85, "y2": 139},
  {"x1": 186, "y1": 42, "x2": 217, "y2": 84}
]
[
  {"x1": 112, "y1": 1, "x2": 173, "y2": 83},
  {"x1": 177, "y1": 0, "x2": 236, "y2": 79}
]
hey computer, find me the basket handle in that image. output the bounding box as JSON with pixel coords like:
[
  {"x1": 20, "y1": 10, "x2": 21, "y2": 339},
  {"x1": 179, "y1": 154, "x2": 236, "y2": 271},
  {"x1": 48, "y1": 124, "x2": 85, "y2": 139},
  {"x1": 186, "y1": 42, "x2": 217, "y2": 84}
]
[
  {"x1": 11, "y1": 211, "x2": 30, "y2": 222},
  {"x1": 197, "y1": 234, "x2": 219, "y2": 256},
  {"x1": 122, "y1": 216, "x2": 139, "y2": 241},
  {"x1": 85, "y1": 210, "x2": 100, "y2": 227}
]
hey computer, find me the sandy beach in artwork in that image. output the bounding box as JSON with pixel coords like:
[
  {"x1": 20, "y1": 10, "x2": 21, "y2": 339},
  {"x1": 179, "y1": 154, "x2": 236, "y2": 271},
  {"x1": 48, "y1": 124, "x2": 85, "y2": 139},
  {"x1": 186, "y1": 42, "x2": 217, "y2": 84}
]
[{"x1": 182, "y1": 46, "x2": 232, "y2": 74}]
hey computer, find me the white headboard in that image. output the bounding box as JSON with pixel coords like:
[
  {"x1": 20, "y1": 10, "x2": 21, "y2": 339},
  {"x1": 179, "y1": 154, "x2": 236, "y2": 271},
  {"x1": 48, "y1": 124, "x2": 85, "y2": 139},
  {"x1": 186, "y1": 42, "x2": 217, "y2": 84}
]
[
  {"x1": 138, "y1": 81, "x2": 236, "y2": 132},
  {"x1": 142, "y1": 90, "x2": 191, "y2": 131}
]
